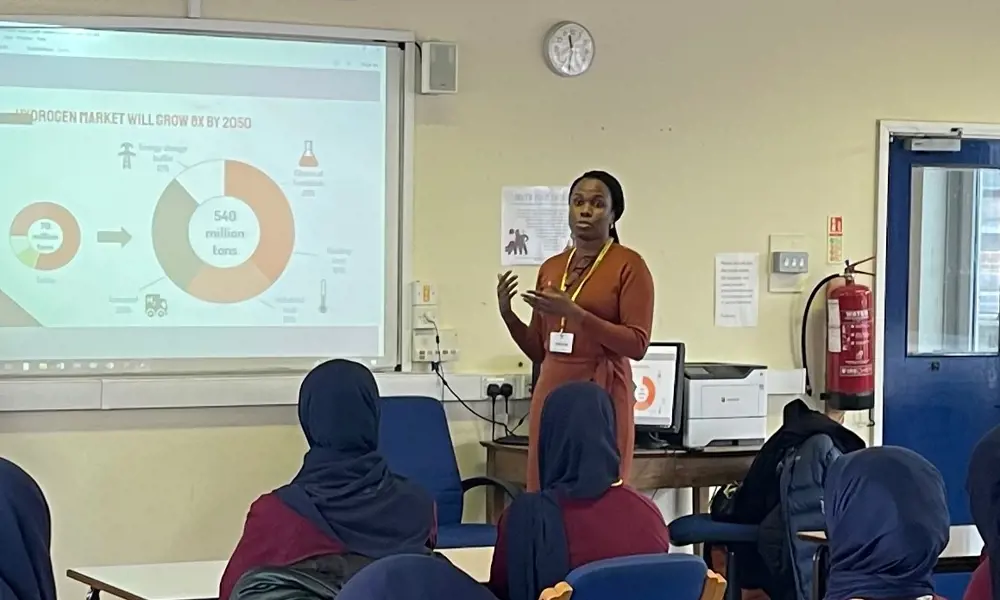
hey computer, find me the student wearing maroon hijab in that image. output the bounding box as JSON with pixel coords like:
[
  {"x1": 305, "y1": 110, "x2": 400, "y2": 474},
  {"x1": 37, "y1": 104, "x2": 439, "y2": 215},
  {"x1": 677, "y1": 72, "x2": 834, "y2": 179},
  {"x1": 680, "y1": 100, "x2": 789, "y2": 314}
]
[
  {"x1": 219, "y1": 359, "x2": 437, "y2": 600},
  {"x1": 487, "y1": 381, "x2": 669, "y2": 600}
]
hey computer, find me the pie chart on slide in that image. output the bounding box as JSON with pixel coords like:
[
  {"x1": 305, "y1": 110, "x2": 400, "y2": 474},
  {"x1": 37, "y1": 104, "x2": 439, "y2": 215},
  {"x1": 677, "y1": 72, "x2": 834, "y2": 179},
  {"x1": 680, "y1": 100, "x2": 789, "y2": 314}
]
[
  {"x1": 9, "y1": 202, "x2": 81, "y2": 271},
  {"x1": 151, "y1": 159, "x2": 294, "y2": 303}
]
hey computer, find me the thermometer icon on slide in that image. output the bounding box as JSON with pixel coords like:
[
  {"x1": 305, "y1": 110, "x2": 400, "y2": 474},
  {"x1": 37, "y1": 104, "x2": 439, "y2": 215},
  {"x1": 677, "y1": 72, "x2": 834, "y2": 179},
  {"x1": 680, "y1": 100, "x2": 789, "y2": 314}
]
[{"x1": 319, "y1": 279, "x2": 328, "y2": 314}]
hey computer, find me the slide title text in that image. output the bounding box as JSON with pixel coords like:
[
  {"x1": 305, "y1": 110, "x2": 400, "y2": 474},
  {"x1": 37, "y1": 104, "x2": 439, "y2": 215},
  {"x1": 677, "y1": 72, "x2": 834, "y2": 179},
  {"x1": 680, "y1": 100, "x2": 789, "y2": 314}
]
[{"x1": 15, "y1": 109, "x2": 253, "y2": 129}]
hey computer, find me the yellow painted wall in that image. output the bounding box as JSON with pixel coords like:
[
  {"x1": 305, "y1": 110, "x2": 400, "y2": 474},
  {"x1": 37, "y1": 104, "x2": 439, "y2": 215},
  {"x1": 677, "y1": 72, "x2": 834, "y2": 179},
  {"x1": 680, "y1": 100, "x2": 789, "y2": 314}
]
[{"x1": 2, "y1": 0, "x2": 1000, "y2": 596}]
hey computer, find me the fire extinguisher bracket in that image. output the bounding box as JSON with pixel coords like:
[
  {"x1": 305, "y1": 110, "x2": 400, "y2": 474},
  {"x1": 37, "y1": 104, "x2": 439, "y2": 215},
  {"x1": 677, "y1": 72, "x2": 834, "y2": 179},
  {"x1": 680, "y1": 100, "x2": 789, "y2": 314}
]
[{"x1": 821, "y1": 391, "x2": 875, "y2": 411}]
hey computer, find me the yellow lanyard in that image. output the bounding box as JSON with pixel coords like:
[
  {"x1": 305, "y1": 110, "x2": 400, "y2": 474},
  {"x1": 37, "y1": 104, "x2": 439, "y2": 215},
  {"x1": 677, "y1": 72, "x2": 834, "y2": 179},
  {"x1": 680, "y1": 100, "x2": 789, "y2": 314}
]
[{"x1": 558, "y1": 239, "x2": 613, "y2": 330}]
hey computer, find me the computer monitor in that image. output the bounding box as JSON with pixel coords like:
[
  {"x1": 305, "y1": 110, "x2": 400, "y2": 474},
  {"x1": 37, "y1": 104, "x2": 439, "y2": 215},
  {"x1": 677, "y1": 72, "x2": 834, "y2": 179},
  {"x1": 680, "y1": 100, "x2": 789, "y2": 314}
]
[{"x1": 631, "y1": 342, "x2": 685, "y2": 448}]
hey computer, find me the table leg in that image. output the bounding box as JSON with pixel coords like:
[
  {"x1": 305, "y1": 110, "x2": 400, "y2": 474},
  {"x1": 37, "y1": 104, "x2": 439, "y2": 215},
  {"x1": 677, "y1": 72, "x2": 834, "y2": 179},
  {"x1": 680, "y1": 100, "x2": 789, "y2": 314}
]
[
  {"x1": 486, "y1": 486, "x2": 505, "y2": 524},
  {"x1": 693, "y1": 487, "x2": 711, "y2": 514},
  {"x1": 86, "y1": 588, "x2": 101, "y2": 600},
  {"x1": 485, "y1": 446, "x2": 503, "y2": 524},
  {"x1": 692, "y1": 487, "x2": 711, "y2": 557}
]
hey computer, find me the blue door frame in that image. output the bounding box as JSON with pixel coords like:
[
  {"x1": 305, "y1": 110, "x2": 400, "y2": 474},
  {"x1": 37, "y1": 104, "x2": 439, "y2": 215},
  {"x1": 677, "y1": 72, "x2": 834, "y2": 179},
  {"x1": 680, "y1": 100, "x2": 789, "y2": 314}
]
[{"x1": 883, "y1": 138, "x2": 1000, "y2": 526}]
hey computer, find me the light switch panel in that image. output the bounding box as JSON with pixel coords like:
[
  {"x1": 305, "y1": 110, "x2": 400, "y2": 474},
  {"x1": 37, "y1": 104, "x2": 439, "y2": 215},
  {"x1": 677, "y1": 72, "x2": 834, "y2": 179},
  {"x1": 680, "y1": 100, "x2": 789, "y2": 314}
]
[{"x1": 772, "y1": 251, "x2": 809, "y2": 274}]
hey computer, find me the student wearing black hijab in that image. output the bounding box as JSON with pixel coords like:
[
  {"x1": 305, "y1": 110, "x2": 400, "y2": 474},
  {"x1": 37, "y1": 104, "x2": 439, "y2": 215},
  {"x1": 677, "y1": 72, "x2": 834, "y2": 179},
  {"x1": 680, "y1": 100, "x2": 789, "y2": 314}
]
[
  {"x1": 964, "y1": 424, "x2": 1000, "y2": 600},
  {"x1": 487, "y1": 382, "x2": 669, "y2": 600},
  {"x1": 496, "y1": 170, "x2": 655, "y2": 491},
  {"x1": 0, "y1": 458, "x2": 56, "y2": 600},
  {"x1": 824, "y1": 446, "x2": 949, "y2": 600}
]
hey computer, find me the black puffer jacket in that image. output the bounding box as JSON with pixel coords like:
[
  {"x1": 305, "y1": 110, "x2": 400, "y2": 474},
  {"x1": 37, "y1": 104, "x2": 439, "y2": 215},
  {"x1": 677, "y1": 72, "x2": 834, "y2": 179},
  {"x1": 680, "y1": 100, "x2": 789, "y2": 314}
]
[
  {"x1": 713, "y1": 400, "x2": 866, "y2": 600},
  {"x1": 229, "y1": 554, "x2": 374, "y2": 600}
]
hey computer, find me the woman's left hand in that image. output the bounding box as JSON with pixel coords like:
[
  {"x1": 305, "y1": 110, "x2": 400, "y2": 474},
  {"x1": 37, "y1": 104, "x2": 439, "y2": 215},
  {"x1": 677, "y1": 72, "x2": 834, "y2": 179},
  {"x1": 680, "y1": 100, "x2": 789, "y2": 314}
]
[{"x1": 522, "y1": 288, "x2": 584, "y2": 319}]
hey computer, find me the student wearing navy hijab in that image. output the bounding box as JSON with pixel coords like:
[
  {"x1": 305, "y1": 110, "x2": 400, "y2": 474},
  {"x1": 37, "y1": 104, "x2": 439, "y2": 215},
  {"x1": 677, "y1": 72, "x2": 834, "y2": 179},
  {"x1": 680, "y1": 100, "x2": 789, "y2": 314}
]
[
  {"x1": 0, "y1": 458, "x2": 56, "y2": 600},
  {"x1": 487, "y1": 381, "x2": 669, "y2": 600},
  {"x1": 963, "y1": 424, "x2": 1000, "y2": 600},
  {"x1": 338, "y1": 555, "x2": 498, "y2": 600},
  {"x1": 824, "y1": 446, "x2": 949, "y2": 600},
  {"x1": 220, "y1": 359, "x2": 437, "y2": 600}
]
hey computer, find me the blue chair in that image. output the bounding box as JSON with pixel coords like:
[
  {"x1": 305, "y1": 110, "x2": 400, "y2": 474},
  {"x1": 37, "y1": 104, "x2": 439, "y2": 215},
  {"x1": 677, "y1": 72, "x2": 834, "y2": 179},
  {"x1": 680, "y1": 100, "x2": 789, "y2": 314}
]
[
  {"x1": 337, "y1": 554, "x2": 497, "y2": 600},
  {"x1": 544, "y1": 553, "x2": 715, "y2": 600},
  {"x1": 669, "y1": 514, "x2": 759, "y2": 600},
  {"x1": 378, "y1": 395, "x2": 520, "y2": 548}
]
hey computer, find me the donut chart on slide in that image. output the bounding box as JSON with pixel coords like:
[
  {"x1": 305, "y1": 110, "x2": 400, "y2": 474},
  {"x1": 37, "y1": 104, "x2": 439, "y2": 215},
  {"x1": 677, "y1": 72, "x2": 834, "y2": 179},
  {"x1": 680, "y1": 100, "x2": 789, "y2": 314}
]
[
  {"x1": 633, "y1": 375, "x2": 657, "y2": 411},
  {"x1": 9, "y1": 202, "x2": 81, "y2": 271},
  {"x1": 151, "y1": 159, "x2": 294, "y2": 303}
]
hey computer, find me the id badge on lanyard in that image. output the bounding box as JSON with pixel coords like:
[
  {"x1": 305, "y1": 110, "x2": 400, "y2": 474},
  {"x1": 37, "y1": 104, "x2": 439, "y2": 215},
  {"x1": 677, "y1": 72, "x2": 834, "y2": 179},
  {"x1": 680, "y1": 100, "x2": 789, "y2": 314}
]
[{"x1": 548, "y1": 239, "x2": 612, "y2": 354}]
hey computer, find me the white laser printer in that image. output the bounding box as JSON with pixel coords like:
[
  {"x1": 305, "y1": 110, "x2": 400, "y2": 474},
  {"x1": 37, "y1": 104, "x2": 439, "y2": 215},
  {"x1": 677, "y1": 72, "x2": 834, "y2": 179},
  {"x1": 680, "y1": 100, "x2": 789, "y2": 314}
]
[{"x1": 682, "y1": 362, "x2": 768, "y2": 448}]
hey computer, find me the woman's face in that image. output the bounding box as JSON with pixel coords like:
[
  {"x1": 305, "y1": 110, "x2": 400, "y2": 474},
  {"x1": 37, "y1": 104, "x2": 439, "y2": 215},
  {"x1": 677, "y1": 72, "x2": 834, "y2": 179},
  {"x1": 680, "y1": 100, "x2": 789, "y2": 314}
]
[{"x1": 568, "y1": 178, "x2": 613, "y2": 243}]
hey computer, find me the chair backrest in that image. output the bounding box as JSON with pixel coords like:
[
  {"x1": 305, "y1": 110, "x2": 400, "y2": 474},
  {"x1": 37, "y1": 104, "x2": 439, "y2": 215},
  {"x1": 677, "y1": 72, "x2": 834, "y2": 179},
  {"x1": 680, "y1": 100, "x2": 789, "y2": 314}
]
[
  {"x1": 561, "y1": 553, "x2": 709, "y2": 600},
  {"x1": 378, "y1": 396, "x2": 464, "y2": 525},
  {"x1": 337, "y1": 554, "x2": 497, "y2": 600}
]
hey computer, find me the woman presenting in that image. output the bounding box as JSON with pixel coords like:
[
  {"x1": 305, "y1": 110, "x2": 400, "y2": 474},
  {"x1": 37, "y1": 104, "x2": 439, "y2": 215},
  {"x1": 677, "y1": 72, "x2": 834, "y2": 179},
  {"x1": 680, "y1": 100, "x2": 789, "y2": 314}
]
[{"x1": 497, "y1": 170, "x2": 655, "y2": 491}]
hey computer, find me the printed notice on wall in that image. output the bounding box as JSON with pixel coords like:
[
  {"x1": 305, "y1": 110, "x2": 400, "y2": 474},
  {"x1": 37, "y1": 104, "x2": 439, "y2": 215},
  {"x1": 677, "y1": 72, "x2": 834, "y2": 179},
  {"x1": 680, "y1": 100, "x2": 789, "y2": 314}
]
[
  {"x1": 500, "y1": 186, "x2": 572, "y2": 266},
  {"x1": 715, "y1": 253, "x2": 760, "y2": 327}
]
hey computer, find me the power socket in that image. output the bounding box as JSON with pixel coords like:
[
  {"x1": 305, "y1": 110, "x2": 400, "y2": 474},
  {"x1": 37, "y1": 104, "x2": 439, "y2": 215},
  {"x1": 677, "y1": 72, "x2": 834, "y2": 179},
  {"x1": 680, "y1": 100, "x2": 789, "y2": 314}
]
[
  {"x1": 412, "y1": 328, "x2": 459, "y2": 363},
  {"x1": 412, "y1": 306, "x2": 439, "y2": 330},
  {"x1": 481, "y1": 375, "x2": 527, "y2": 401}
]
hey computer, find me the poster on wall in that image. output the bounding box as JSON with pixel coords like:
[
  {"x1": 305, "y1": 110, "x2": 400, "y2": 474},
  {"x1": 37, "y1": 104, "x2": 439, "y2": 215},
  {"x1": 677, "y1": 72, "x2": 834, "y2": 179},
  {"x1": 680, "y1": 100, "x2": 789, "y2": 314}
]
[
  {"x1": 500, "y1": 186, "x2": 572, "y2": 266},
  {"x1": 714, "y1": 252, "x2": 760, "y2": 327}
]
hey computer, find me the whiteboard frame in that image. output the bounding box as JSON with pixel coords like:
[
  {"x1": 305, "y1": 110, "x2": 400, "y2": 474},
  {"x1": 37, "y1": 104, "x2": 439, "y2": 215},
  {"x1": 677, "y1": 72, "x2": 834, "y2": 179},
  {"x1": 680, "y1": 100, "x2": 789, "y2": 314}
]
[{"x1": 0, "y1": 15, "x2": 416, "y2": 372}]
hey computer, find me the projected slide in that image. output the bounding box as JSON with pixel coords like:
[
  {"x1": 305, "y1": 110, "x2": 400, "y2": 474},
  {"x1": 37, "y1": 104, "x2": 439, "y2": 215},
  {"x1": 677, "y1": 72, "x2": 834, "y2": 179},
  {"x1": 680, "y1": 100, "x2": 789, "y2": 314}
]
[{"x1": 0, "y1": 23, "x2": 392, "y2": 368}]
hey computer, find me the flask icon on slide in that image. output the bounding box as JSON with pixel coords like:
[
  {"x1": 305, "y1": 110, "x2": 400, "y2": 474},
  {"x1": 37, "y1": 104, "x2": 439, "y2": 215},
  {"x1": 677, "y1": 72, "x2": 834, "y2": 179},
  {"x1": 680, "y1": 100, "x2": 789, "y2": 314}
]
[{"x1": 299, "y1": 141, "x2": 319, "y2": 168}]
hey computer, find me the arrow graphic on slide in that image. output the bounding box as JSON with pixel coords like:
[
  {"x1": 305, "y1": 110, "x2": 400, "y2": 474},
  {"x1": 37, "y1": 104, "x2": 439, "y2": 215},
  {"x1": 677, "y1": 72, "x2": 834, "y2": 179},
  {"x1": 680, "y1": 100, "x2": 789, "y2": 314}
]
[{"x1": 97, "y1": 228, "x2": 132, "y2": 248}]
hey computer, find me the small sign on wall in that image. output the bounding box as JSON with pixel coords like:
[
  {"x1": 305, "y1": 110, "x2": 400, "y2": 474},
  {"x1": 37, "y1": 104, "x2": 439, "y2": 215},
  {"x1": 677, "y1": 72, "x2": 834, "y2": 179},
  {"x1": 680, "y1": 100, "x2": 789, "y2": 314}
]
[{"x1": 827, "y1": 215, "x2": 844, "y2": 264}]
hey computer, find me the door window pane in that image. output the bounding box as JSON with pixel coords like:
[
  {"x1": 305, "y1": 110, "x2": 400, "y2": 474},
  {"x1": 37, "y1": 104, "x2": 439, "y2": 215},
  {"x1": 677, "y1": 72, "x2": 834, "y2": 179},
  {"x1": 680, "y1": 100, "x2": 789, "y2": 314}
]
[{"x1": 907, "y1": 166, "x2": 1000, "y2": 354}]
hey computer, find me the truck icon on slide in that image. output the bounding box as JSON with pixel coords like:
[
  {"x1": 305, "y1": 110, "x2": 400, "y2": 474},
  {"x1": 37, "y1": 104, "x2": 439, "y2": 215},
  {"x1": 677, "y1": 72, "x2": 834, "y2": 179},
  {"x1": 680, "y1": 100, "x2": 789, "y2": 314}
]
[{"x1": 145, "y1": 294, "x2": 168, "y2": 318}]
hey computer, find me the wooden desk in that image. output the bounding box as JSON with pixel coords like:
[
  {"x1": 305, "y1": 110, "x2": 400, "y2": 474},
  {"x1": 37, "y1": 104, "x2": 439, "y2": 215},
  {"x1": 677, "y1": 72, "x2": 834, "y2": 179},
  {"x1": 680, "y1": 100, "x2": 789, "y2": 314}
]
[
  {"x1": 798, "y1": 525, "x2": 982, "y2": 573},
  {"x1": 482, "y1": 441, "x2": 758, "y2": 521},
  {"x1": 66, "y1": 547, "x2": 495, "y2": 600}
]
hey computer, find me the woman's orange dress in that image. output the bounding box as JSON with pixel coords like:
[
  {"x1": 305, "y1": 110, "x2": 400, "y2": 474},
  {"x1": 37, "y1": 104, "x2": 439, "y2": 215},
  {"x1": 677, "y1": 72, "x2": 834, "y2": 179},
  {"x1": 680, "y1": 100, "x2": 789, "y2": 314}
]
[{"x1": 508, "y1": 243, "x2": 655, "y2": 491}]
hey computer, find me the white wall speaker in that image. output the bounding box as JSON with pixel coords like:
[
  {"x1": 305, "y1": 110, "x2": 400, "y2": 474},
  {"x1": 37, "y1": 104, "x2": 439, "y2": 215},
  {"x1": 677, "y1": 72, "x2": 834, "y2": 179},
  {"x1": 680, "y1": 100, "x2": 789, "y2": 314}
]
[{"x1": 419, "y1": 41, "x2": 458, "y2": 94}]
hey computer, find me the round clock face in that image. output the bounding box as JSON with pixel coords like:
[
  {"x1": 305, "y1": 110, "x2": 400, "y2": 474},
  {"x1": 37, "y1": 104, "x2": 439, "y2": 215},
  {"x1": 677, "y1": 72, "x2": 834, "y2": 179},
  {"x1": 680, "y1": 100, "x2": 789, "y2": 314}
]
[{"x1": 544, "y1": 22, "x2": 594, "y2": 77}]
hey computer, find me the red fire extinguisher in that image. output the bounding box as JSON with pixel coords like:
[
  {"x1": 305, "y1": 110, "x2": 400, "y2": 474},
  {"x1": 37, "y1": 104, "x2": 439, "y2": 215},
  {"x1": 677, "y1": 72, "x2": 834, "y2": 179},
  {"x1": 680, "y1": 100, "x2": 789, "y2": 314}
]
[{"x1": 801, "y1": 257, "x2": 876, "y2": 411}]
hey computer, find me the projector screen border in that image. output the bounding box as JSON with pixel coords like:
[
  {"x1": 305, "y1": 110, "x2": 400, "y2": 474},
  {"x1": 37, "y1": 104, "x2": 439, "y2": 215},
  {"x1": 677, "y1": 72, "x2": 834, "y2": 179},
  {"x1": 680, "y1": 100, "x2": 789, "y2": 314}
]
[
  {"x1": 0, "y1": 15, "x2": 418, "y2": 375},
  {"x1": 0, "y1": 16, "x2": 415, "y2": 44}
]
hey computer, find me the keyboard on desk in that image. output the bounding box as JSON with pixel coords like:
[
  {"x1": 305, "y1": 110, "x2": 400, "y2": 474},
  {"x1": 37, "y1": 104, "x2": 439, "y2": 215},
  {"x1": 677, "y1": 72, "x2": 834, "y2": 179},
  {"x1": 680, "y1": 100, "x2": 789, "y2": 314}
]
[{"x1": 494, "y1": 434, "x2": 530, "y2": 446}]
